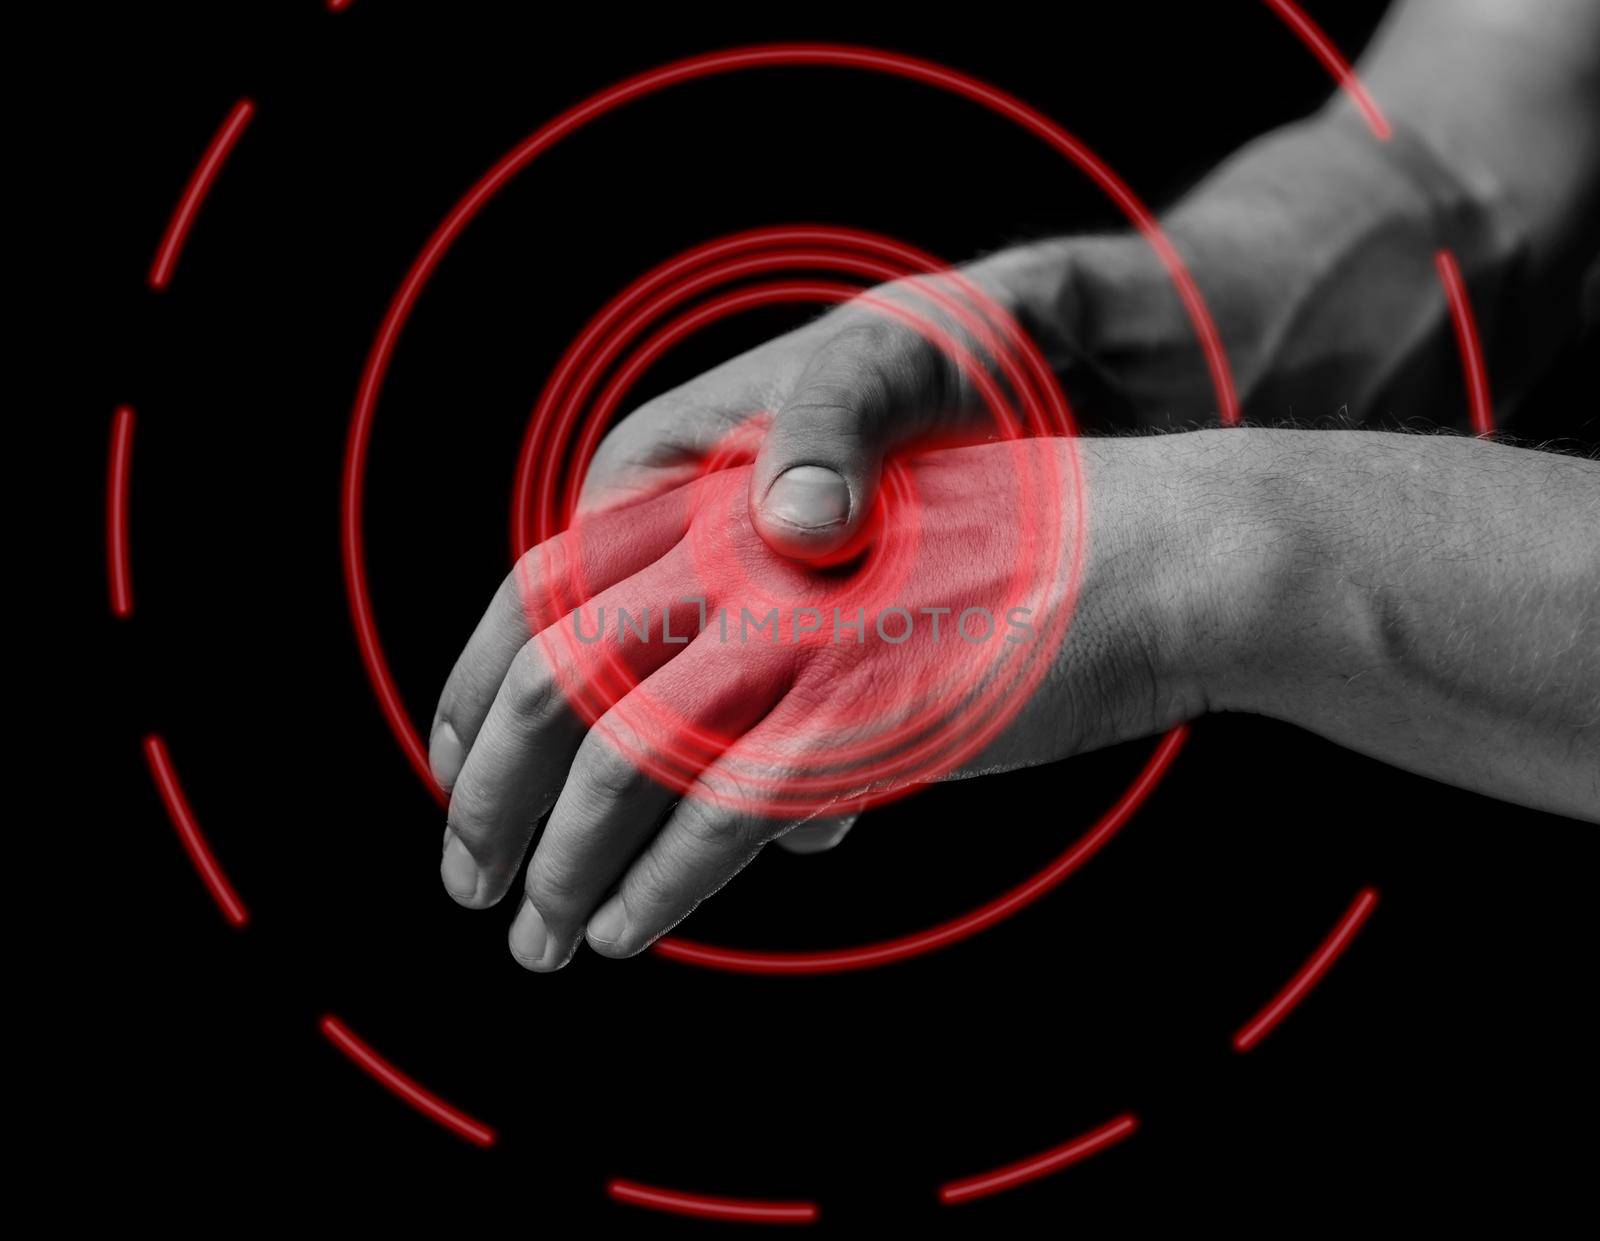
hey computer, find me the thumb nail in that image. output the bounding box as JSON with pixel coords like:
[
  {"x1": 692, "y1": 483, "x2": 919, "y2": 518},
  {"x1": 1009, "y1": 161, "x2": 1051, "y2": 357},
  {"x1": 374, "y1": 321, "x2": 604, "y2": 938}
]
[{"x1": 764, "y1": 466, "x2": 850, "y2": 530}]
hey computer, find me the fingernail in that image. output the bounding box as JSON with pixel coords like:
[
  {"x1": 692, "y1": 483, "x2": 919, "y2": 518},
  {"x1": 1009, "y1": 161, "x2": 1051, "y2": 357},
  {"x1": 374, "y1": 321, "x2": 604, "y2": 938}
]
[
  {"x1": 778, "y1": 819, "x2": 853, "y2": 854},
  {"x1": 430, "y1": 720, "x2": 464, "y2": 791},
  {"x1": 441, "y1": 831, "x2": 479, "y2": 902},
  {"x1": 510, "y1": 898, "x2": 551, "y2": 968},
  {"x1": 764, "y1": 466, "x2": 849, "y2": 530},
  {"x1": 587, "y1": 900, "x2": 627, "y2": 950}
]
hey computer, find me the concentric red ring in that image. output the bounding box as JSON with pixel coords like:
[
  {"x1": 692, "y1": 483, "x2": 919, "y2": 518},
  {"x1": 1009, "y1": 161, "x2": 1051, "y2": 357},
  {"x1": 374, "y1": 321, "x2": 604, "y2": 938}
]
[
  {"x1": 124, "y1": 12, "x2": 1496, "y2": 1212},
  {"x1": 340, "y1": 44, "x2": 1242, "y2": 973},
  {"x1": 514, "y1": 235, "x2": 1079, "y2": 817}
]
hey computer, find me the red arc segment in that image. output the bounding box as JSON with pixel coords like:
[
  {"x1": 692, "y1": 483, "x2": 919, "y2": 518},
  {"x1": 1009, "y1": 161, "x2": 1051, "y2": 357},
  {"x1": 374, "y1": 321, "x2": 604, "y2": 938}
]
[
  {"x1": 108, "y1": 406, "x2": 135, "y2": 618},
  {"x1": 148, "y1": 99, "x2": 255, "y2": 290},
  {"x1": 320, "y1": 1015, "x2": 496, "y2": 1147},
  {"x1": 1261, "y1": 0, "x2": 1392, "y2": 140},
  {"x1": 1233, "y1": 887, "x2": 1379, "y2": 1052},
  {"x1": 939, "y1": 1112, "x2": 1139, "y2": 1204},
  {"x1": 143, "y1": 734, "x2": 248, "y2": 927},
  {"x1": 608, "y1": 1179, "x2": 818, "y2": 1224}
]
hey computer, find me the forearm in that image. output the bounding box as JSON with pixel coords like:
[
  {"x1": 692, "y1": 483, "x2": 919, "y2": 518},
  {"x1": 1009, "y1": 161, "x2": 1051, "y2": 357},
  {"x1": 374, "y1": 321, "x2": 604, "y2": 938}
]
[
  {"x1": 1159, "y1": 429, "x2": 1600, "y2": 822},
  {"x1": 974, "y1": 115, "x2": 1508, "y2": 428},
  {"x1": 973, "y1": 0, "x2": 1600, "y2": 427}
]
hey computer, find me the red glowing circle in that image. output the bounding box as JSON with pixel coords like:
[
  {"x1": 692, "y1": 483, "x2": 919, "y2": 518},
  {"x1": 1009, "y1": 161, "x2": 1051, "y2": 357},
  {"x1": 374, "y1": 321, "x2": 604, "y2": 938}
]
[
  {"x1": 114, "y1": 8, "x2": 1475, "y2": 1208},
  {"x1": 341, "y1": 44, "x2": 1242, "y2": 972},
  {"x1": 514, "y1": 236, "x2": 1080, "y2": 818}
]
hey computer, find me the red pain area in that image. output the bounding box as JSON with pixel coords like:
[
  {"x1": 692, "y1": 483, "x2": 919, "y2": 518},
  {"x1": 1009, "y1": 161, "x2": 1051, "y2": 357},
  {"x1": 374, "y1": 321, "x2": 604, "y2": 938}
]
[
  {"x1": 514, "y1": 436, "x2": 1081, "y2": 821},
  {"x1": 344, "y1": 50, "x2": 1243, "y2": 803},
  {"x1": 508, "y1": 234, "x2": 1088, "y2": 822}
]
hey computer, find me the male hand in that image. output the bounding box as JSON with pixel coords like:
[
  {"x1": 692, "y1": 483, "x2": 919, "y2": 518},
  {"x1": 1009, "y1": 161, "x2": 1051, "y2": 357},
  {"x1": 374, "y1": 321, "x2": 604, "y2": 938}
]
[
  {"x1": 430, "y1": 437, "x2": 1202, "y2": 969},
  {"x1": 570, "y1": 252, "x2": 1095, "y2": 858}
]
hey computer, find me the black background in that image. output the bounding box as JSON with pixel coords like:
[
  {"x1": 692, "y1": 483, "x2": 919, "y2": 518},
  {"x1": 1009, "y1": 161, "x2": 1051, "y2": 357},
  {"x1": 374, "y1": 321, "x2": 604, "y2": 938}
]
[{"x1": 75, "y1": 1, "x2": 1596, "y2": 1231}]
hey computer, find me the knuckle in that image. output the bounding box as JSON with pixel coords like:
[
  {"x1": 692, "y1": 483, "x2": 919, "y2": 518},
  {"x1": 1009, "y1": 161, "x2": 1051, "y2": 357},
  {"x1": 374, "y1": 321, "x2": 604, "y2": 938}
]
[
  {"x1": 790, "y1": 356, "x2": 888, "y2": 414},
  {"x1": 626, "y1": 850, "x2": 677, "y2": 918},
  {"x1": 504, "y1": 641, "x2": 562, "y2": 723},
  {"x1": 574, "y1": 727, "x2": 645, "y2": 802},
  {"x1": 445, "y1": 782, "x2": 493, "y2": 849},
  {"x1": 675, "y1": 796, "x2": 752, "y2": 853},
  {"x1": 844, "y1": 291, "x2": 937, "y2": 358},
  {"x1": 785, "y1": 320, "x2": 936, "y2": 438},
  {"x1": 524, "y1": 851, "x2": 582, "y2": 912},
  {"x1": 510, "y1": 536, "x2": 570, "y2": 633},
  {"x1": 833, "y1": 294, "x2": 909, "y2": 344}
]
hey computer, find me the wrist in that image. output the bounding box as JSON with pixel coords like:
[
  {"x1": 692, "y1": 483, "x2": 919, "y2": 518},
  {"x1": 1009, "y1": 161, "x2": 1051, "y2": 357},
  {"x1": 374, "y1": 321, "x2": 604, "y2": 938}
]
[
  {"x1": 1153, "y1": 428, "x2": 1392, "y2": 726},
  {"x1": 1025, "y1": 431, "x2": 1331, "y2": 748},
  {"x1": 1112, "y1": 429, "x2": 1327, "y2": 724},
  {"x1": 1067, "y1": 432, "x2": 1242, "y2": 742}
]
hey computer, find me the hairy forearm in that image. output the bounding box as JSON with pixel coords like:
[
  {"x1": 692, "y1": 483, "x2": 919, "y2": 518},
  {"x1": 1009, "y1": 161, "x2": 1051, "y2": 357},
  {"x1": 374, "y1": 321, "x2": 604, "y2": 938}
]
[{"x1": 1159, "y1": 429, "x2": 1600, "y2": 821}]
